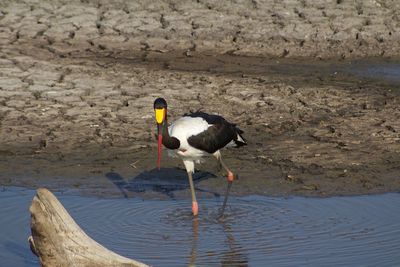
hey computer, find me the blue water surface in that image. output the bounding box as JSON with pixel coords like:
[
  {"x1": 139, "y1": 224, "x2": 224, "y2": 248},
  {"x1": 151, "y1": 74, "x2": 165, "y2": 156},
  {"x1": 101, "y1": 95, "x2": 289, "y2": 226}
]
[{"x1": 0, "y1": 187, "x2": 399, "y2": 267}]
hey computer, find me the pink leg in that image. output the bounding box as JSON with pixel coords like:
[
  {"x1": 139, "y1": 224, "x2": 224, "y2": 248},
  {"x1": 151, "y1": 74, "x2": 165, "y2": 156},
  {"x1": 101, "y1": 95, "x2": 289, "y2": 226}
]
[
  {"x1": 192, "y1": 201, "x2": 198, "y2": 216},
  {"x1": 227, "y1": 171, "x2": 235, "y2": 182},
  {"x1": 188, "y1": 172, "x2": 198, "y2": 216}
]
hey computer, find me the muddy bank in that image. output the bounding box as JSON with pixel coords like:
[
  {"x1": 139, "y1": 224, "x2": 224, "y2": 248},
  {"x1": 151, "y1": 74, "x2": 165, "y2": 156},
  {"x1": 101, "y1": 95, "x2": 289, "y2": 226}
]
[
  {"x1": 1, "y1": 49, "x2": 399, "y2": 197},
  {"x1": 0, "y1": 0, "x2": 400, "y2": 198}
]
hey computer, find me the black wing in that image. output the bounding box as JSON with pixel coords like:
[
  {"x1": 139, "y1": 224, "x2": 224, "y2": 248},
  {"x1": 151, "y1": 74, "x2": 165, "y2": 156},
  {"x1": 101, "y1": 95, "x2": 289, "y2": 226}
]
[{"x1": 186, "y1": 112, "x2": 246, "y2": 153}]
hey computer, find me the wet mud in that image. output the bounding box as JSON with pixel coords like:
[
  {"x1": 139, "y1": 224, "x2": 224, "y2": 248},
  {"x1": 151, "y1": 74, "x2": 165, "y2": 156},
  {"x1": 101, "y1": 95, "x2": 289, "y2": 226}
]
[{"x1": 0, "y1": 1, "x2": 400, "y2": 198}]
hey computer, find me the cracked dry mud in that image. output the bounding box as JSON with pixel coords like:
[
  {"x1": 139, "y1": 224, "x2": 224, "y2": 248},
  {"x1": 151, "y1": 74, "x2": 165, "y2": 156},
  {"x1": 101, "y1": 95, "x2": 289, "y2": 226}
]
[{"x1": 0, "y1": 0, "x2": 399, "y2": 198}]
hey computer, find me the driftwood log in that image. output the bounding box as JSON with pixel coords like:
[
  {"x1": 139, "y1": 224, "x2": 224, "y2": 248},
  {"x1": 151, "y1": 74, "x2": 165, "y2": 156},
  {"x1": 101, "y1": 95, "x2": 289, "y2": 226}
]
[{"x1": 28, "y1": 188, "x2": 149, "y2": 267}]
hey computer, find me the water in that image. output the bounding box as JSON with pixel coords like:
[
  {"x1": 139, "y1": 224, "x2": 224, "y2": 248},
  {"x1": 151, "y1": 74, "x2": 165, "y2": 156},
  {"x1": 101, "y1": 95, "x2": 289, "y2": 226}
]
[
  {"x1": 344, "y1": 61, "x2": 400, "y2": 85},
  {"x1": 1, "y1": 187, "x2": 400, "y2": 267},
  {"x1": 104, "y1": 54, "x2": 400, "y2": 87}
]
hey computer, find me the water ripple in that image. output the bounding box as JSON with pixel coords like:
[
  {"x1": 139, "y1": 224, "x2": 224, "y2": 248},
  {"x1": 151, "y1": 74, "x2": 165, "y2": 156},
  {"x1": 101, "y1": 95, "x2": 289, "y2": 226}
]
[
  {"x1": 1, "y1": 188, "x2": 399, "y2": 267},
  {"x1": 61, "y1": 193, "x2": 400, "y2": 267}
]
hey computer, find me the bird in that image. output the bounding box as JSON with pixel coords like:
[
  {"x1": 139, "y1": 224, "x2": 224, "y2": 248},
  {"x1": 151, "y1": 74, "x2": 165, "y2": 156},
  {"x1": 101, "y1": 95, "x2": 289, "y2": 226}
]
[{"x1": 153, "y1": 97, "x2": 247, "y2": 216}]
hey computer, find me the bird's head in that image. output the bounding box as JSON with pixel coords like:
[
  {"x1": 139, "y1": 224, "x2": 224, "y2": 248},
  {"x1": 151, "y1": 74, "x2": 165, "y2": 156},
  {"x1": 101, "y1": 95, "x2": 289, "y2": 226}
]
[
  {"x1": 154, "y1": 98, "x2": 167, "y2": 169},
  {"x1": 154, "y1": 97, "x2": 167, "y2": 124}
]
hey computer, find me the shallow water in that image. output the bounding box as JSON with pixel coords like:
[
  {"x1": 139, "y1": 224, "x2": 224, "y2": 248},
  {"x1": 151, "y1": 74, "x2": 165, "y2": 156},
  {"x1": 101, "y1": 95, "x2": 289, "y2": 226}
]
[
  {"x1": 265, "y1": 60, "x2": 400, "y2": 87},
  {"x1": 1, "y1": 187, "x2": 400, "y2": 267},
  {"x1": 103, "y1": 54, "x2": 400, "y2": 87},
  {"x1": 344, "y1": 61, "x2": 400, "y2": 85}
]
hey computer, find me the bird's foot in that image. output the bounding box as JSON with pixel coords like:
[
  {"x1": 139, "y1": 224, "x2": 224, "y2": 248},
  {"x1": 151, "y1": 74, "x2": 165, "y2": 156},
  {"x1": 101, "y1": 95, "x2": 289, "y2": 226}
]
[{"x1": 192, "y1": 201, "x2": 199, "y2": 216}]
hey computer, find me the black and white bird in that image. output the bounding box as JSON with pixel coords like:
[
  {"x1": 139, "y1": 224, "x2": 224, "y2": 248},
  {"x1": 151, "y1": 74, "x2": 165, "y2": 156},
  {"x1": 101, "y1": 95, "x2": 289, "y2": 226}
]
[{"x1": 154, "y1": 97, "x2": 246, "y2": 216}]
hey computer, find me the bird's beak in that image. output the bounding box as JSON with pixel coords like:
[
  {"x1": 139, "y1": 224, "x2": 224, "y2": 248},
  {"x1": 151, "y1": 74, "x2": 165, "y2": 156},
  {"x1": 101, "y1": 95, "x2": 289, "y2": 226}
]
[
  {"x1": 155, "y1": 108, "x2": 165, "y2": 170},
  {"x1": 157, "y1": 125, "x2": 162, "y2": 170}
]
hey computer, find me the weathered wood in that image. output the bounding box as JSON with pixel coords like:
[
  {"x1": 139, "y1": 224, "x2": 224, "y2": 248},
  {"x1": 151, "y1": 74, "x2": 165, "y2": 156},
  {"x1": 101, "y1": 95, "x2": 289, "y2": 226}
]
[{"x1": 28, "y1": 188, "x2": 149, "y2": 267}]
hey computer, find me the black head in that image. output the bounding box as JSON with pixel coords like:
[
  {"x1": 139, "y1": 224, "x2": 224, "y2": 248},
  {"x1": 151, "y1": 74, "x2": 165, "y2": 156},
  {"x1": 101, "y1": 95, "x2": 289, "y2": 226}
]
[
  {"x1": 154, "y1": 98, "x2": 167, "y2": 110},
  {"x1": 154, "y1": 97, "x2": 168, "y2": 170}
]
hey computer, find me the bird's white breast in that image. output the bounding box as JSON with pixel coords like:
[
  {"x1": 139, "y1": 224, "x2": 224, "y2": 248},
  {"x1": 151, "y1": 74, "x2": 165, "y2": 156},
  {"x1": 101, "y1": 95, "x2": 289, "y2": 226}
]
[{"x1": 168, "y1": 116, "x2": 210, "y2": 159}]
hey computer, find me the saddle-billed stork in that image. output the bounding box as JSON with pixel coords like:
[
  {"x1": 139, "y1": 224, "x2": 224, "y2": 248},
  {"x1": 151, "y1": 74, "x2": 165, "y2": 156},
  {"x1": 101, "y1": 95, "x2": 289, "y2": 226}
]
[{"x1": 154, "y1": 98, "x2": 247, "y2": 216}]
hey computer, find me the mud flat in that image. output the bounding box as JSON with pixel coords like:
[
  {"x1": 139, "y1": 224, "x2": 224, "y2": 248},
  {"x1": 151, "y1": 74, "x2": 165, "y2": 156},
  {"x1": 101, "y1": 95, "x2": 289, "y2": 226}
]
[
  {"x1": 0, "y1": 0, "x2": 399, "y2": 197},
  {"x1": 1, "y1": 0, "x2": 400, "y2": 59}
]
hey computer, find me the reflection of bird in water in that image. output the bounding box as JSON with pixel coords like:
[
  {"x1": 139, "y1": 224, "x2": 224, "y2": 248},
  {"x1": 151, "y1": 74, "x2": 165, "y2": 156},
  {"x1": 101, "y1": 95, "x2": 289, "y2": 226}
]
[
  {"x1": 154, "y1": 98, "x2": 247, "y2": 216},
  {"x1": 189, "y1": 218, "x2": 199, "y2": 267},
  {"x1": 220, "y1": 223, "x2": 249, "y2": 267},
  {"x1": 188, "y1": 218, "x2": 249, "y2": 267}
]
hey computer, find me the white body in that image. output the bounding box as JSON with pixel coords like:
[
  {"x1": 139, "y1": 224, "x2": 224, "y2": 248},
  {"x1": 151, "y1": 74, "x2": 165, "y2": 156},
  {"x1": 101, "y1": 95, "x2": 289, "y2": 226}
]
[{"x1": 167, "y1": 116, "x2": 213, "y2": 173}]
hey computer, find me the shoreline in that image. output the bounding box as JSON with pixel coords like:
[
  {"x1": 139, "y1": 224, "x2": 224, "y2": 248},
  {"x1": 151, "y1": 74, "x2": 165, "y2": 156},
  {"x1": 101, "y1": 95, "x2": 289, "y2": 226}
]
[{"x1": 1, "y1": 0, "x2": 399, "y2": 198}]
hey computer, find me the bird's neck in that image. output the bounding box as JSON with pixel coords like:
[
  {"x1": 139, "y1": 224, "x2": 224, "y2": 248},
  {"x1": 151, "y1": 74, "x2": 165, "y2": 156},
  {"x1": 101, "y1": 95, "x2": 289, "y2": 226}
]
[{"x1": 161, "y1": 118, "x2": 180, "y2": 150}]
